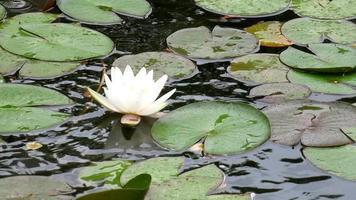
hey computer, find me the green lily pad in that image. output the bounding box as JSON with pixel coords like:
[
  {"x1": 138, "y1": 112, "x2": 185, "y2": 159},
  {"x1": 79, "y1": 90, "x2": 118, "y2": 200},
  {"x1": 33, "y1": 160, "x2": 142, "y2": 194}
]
[
  {"x1": 0, "y1": 84, "x2": 71, "y2": 134},
  {"x1": 249, "y1": 83, "x2": 311, "y2": 103},
  {"x1": 304, "y1": 145, "x2": 356, "y2": 181},
  {"x1": 264, "y1": 100, "x2": 356, "y2": 146},
  {"x1": 0, "y1": 48, "x2": 80, "y2": 79},
  {"x1": 0, "y1": 176, "x2": 73, "y2": 200},
  {"x1": 167, "y1": 26, "x2": 259, "y2": 61},
  {"x1": 79, "y1": 160, "x2": 132, "y2": 187},
  {"x1": 57, "y1": 0, "x2": 152, "y2": 25},
  {"x1": 291, "y1": 0, "x2": 356, "y2": 20},
  {"x1": 287, "y1": 70, "x2": 356, "y2": 95},
  {"x1": 227, "y1": 53, "x2": 289, "y2": 85},
  {"x1": 244, "y1": 21, "x2": 293, "y2": 47},
  {"x1": 0, "y1": 4, "x2": 6, "y2": 20},
  {"x1": 0, "y1": 13, "x2": 114, "y2": 61},
  {"x1": 281, "y1": 18, "x2": 356, "y2": 45},
  {"x1": 112, "y1": 52, "x2": 196, "y2": 80},
  {"x1": 280, "y1": 44, "x2": 356, "y2": 73},
  {"x1": 121, "y1": 157, "x2": 250, "y2": 200},
  {"x1": 194, "y1": 0, "x2": 290, "y2": 18},
  {"x1": 151, "y1": 101, "x2": 270, "y2": 155}
]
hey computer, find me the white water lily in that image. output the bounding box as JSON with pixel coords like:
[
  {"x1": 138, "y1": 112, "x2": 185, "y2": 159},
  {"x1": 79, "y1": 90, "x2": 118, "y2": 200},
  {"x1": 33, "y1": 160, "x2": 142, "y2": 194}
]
[{"x1": 88, "y1": 65, "x2": 176, "y2": 125}]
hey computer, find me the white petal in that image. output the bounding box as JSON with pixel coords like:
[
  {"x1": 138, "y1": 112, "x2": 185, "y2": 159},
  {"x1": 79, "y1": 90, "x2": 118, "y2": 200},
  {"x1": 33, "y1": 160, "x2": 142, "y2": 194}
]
[
  {"x1": 138, "y1": 88, "x2": 176, "y2": 116},
  {"x1": 104, "y1": 88, "x2": 127, "y2": 113},
  {"x1": 87, "y1": 87, "x2": 119, "y2": 112},
  {"x1": 135, "y1": 67, "x2": 147, "y2": 81},
  {"x1": 123, "y1": 65, "x2": 134, "y2": 81},
  {"x1": 110, "y1": 67, "x2": 123, "y2": 85},
  {"x1": 104, "y1": 74, "x2": 113, "y2": 90}
]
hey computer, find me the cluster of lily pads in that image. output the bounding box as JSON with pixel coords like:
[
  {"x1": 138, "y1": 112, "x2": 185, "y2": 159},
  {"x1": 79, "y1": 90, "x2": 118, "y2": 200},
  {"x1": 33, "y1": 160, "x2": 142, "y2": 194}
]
[{"x1": 0, "y1": 0, "x2": 355, "y2": 199}]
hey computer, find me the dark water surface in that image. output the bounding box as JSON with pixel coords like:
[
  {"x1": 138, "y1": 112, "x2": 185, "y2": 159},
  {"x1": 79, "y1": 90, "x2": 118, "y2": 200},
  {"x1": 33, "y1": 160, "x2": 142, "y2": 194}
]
[{"x1": 1, "y1": 0, "x2": 356, "y2": 199}]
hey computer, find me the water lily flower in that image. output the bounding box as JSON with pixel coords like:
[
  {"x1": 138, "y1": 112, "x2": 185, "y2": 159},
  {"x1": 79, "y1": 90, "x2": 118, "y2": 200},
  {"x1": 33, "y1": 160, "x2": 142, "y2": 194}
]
[{"x1": 87, "y1": 65, "x2": 176, "y2": 126}]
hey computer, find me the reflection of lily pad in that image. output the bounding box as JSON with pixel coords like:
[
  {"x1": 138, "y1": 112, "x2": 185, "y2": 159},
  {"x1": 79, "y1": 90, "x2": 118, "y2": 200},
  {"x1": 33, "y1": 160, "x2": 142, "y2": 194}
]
[
  {"x1": 195, "y1": 0, "x2": 290, "y2": 18},
  {"x1": 0, "y1": 48, "x2": 80, "y2": 79},
  {"x1": 291, "y1": 0, "x2": 356, "y2": 20},
  {"x1": 280, "y1": 44, "x2": 356, "y2": 73},
  {"x1": 121, "y1": 157, "x2": 250, "y2": 200},
  {"x1": 264, "y1": 100, "x2": 356, "y2": 146},
  {"x1": 304, "y1": 145, "x2": 356, "y2": 181},
  {"x1": 0, "y1": 4, "x2": 6, "y2": 20},
  {"x1": 287, "y1": 70, "x2": 356, "y2": 95},
  {"x1": 112, "y1": 52, "x2": 196, "y2": 80},
  {"x1": 228, "y1": 54, "x2": 289, "y2": 85},
  {"x1": 0, "y1": 84, "x2": 71, "y2": 134},
  {"x1": 281, "y1": 18, "x2": 356, "y2": 45},
  {"x1": 249, "y1": 83, "x2": 311, "y2": 103},
  {"x1": 167, "y1": 26, "x2": 259, "y2": 61},
  {"x1": 245, "y1": 21, "x2": 293, "y2": 47},
  {"x1": 0, "y1": 176, "x2": 73, "y2": 200},
  {"x1": 57, "y1": 0, "x2": 152, "y2": 25},
  {"x1": 0, "y1": 13, "x2": 114, "y2": 61},
  {"x1": 152, "y1": 102, "x2": 270, "y2": 155}
]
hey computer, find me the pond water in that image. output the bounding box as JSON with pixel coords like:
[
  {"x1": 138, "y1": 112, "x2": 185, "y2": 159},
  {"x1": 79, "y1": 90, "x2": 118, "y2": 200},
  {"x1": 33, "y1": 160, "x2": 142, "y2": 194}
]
[{"x1": 0, "y1": 0, "x2": 355, "y2": 199}]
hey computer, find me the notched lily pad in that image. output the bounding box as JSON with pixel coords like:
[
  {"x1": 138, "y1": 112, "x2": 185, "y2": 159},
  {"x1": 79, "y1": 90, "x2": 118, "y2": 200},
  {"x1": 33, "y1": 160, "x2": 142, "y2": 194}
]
[
  {"x1": 280, "y1": 44, "x2": 356, "y2": 73},
  {"x1": 227, "y1": 53, "x2": 289, "y2": 85},
  {"x1": 167, "y1": 26, "x2": 259, "y2": 62},
  {"x1": 281, "y1": 18, "x2": 356, "y2": 45},
  {"x1": 291, "y1": 0, "x2": 356, "y2": 20},
  {"x1": 287, "y1": 70, "x2": 356, "y2": 95},
  {"x1": 151, "y1": 101, "x2": 270, "y2": 155},
  {"x1": 264, "y1": 100, "x2": 356, "y2": 146},
  {"x1": 112, "y1": 52, "x2": 196, "y2": 80},
  {"x1": 57, "y1": 0, "x2": 152, "y2": 25},
  {"x1": 304, "y1": 145, "x2": 356, "y2": 181},
  {"x1": 195, "y1": 0, "x2": 290, "y2": 18},
  {"x1": 249, "y1": 83, "x2": 311, "y2": 103},
  {"x1": 245, "y1": 21, "x2": 293, "y2": 47},
  {"x1": 0, "y1": 176, "x2": 73, "y2": 200}
]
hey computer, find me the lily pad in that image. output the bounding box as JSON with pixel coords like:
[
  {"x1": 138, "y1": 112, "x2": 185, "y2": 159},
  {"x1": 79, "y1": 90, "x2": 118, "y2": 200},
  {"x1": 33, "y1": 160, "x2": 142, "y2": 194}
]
[
  {"x1": 0, "y1": 75, "x2": 4, "y2": 83},
  {"x1": 0, "y1": 176, "x2": 73, "y2": 200},
  {"x1": 0, "y1": 4, "x2": 6, "y2": 20},
  {"x1": 281, "y1": 18, "x2": 356, "y2": 45},
  {"x1": 280, "y1": 44, "x2": 356, "y2": 73},
  {"x1": 121, "y1": 157, "x2": 250, "y2": 200},
  {"x1": 291, "y1": 0, "x2": 356, "y2": 20},
  {"x1": 287, "y1": 70, "x2": 356, "y2": 95},
  {"x1": 0, "y1": 13, "x2": 114, "y2": 61},
  {"x1": 249, "y1": 83, "x2": 312, "y2": 103},
  {"x1": 79, "y1": 160, "x2": 132, "y2": 187},
  {"x1": 0, "y1": 84, "x2": 71, "y2": 134},
  {"x1": 166, "y1": 26, "x2": 259, "y2": 61},
  {"x1": 304, "y1": 145, "x2": 356, "y2": 181},
  {"x1": 264, "y1": 100, "x2": 356, "y2": 146},
  {"x1": 151, "y1": 101, "x2": 270, "y2": 155},
  {"x1": 112, "y1": 52, "x2": 196, "y2": 80},
  {"x1": 244, "y1": 21, "x2": 293, "y2": 47},
  {"x1": 195, "y1": 0, "x2": 290, "y2": 18},
  {"x1": 57, "y1": 0, "x2": 152, "y2": 25},
  {"x1": 227, "y1": 53, "x2": 289, "y2": 85}
]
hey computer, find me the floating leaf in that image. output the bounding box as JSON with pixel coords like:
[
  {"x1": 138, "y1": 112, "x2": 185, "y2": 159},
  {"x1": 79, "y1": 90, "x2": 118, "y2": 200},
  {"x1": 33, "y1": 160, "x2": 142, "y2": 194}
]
[
  {"x1": 281, "y1": 18, "x2": 356, "y2": 45},
  {"x1": 227, "y1": 54, "x2": 289, "y2": 85},
  {"x1": 121, "y1": 157, "x2": 250, "y2": 200},
  {"x1": 0, "y1": 84, "x2": 71, "y2": 134},
  {"x1": 304, "y1": 145, "x2": 356, "y2": 181},
  {"x1": 264, "y1": 100, "x2": 356, "y2": 146},
  {"x1": 249, "y1": 83, "x2": 311, "y2": 103},
  {"x1": 112, "y1": 52, "x2": 196, "y2": 80},
  {"x1": 77, "y1": 174, "x2": 151, "y2": 200},
  {"x1": 79, "y1": 160, "x2": 132, "y2": 187},
  {"x1": 280, "y1": 44, "x2": 356, "y2": 73},
  {"x1": 167, "y1": 26, "x2": 258, "y2": 61},
  {"x1": 0, "y1": 13, "x2": 114, "y2": 61},
  {"x1": 244, "y1": 21, "x2": 293, "y2": 47},
  {"x1": 291, "y1": 0, "x2": 356, "y2": 20},
  {"x1": 151, "y1": 102, "x2": 270, "y2": 155},
  {"x1": 287, "y1": 70, "x2": 356, "y2": 95},
  {"x1": 0, "y1": 176, "x2": 73, "y2": 200},
  {"x1": 195, "y1": 0, "x2": 290, "y2": 18},
  {"x1": 57, "y1": 0, "x2": 152, "y2": 25},
  {"x1": 0, "y1": 4, "x2": 6, "y2": 20}
]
